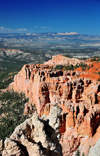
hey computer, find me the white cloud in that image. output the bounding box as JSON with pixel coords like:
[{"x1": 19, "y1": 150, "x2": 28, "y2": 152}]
[
  {"x1": 50, "y1": 32, "x2": 79, "y2": 36},
  {"x1": 56, "y1": 32, "x2": 79, "y2": 35},
  {"x1": 26, "y1": 33, "x2": 31, "y2": 35},
  {"x1": 0, "y1": 27, "x2": 11, "y2": 30},
  {"x1": 41, "y1": 27, "x2": 51, "y2": 29},
  {"x1": 0, "y1": 26, "x2": 28, "y2": 32},
  {"x1": 18, "y1": 28, "x2": 27, "y2": 31},
  {"x1": 34, "y1": 26, "x2": 37, "y2": 28}
]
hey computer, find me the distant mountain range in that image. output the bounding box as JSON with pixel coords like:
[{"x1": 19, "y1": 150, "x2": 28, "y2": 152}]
[
  {"x1": 0, "y1": 32, "x2": 100, "y2": 71},
  {"x1": 0, "y1": 33, "x2": 100, "y2": 50}
]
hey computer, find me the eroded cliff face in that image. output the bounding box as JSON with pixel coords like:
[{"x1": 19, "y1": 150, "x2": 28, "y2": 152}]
[
  {"x1": 0, "y1": 104, "x2": 62, "y2": 156},
  {"x1": 8, "y1": 55, "x2": 100, "y2": 155},
  {"x1": 9, "y1": 64, "x2": 100, "y2": 114}
]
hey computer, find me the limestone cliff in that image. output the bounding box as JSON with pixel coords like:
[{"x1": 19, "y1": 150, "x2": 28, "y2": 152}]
[
  {"x1": 7, "y1": 55, "x2": 100, "y2": 155},
  {"x1": 0, "y1": 104, "x2": 62, "y2": 156},
  {"x1": 44, "y1": 55, "x2": 86, "y2": 66}
]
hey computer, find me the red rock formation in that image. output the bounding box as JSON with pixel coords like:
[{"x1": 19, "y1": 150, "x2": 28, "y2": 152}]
[
  {"x1": 75, "y1": 61, "x2": 100, "y2": 80},
  {"x1": 8, "y1": 55, "x2": 100, "y2": 155}
]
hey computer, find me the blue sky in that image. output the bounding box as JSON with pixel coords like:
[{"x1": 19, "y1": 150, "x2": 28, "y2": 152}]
[{"x1": 0, "y1": 0, "x2": 100, "y2": 35}]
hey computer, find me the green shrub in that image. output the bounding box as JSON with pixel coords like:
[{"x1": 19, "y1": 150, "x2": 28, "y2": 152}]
[
  {"x1": 64, "y1": 54, "x2": 71, "y2": 58},
  {"x1": 54, "y1": 64, "x2": 74, "y2": 71},
  {"x1": 91, "y1": 56, "x2": 100, "y2": 62},
  {"x1": 91, "y1": 56, "x2": 97, "y2": 61},
  {"x1": 54, "y1": 63, "x2": 87, "y2": 71},
  {"x1": 98, "y1": 78, "x2": 100, "y2": 81},
  {"x1": 0, "y1": 71, "x2": 18, "y2": 89},
  {"x1": 75, "y1": 149, "x2": 80, "y2": 156},
  {"x1": 65, "y1": 64, "x2": 74, "y2": 70},
  {"x1": 98, "y1": 72, "x2": 100, "y2": 75},
  {"x1": 55, "y1": 65, "x2": 64, "y2": 70},
  {"x1": 0, "y1": 90, "x2": 29, "y2": 139}
]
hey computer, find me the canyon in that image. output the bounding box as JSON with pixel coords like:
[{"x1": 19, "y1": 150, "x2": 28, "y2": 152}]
[{"x1": 1, "y1": 55, "x2": 100, "y2": 156}]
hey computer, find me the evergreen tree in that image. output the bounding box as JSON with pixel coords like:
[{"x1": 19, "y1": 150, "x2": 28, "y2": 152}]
[{"x1": 75, "y1": 149, "x2": 80, "y2": 156}]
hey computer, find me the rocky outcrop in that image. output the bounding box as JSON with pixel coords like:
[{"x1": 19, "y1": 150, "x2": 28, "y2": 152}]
[
  {"x1": 9, "y1": 62, "x2": 99, "y2": 116},
  {"x1": 45, "y1": 55, "x2": 86, "y2": 66},
  {"x1": 59, "y1": 101, "x2": 100, "y2": 155},
  {"x1": 1, "y1": 103, "x2": 62, "y2": 156},
  {"x1": 88, "y1": 138, "x2": 100, "y2": 156},
  {"x1": 7, "y1": 55, "x2": 100, "y2": 156},
  {"x1": 0, "y1": 139, "x2": 3, "y2": 155}
]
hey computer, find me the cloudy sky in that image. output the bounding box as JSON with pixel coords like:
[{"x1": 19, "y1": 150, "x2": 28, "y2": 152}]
[{"x1": 0, "y1": 0, "x2": 100, "y2": 35}]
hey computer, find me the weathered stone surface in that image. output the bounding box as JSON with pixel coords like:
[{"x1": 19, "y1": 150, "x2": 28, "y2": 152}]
[
  {"x1": 7, "y1": 55, "x2": 100, "y2": 156},
  {"x1": 0, "y1": 139, "x2": 3, "y2": 155},
  {"x1": 2, "y1": 138, "x2": 22, "y2": 156},
  {"x1": 8, "y1": 62, "x2": 94, "y2": 116},
  {"x1": 1, "y1": 104, "x2": 62, "y2": 156},
  {"x1": 88, "y1": 138, "x2": 100, "y2": 156},
  {"x1": 45, "y1": 55, "x2": 86, "y2": 66}
]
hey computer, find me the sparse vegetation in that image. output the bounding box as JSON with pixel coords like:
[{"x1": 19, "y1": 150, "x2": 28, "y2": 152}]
[
  {"x1": 0, "y1": 90, "x2": 29, "y2": 139},
  {"x1": 54, "y1": 65, "x2": 64, "y2": 71},
  {"x1": 91, "y1": 56, "x2": 97, "y2": 61},
  {"x1": 0, "y1": 71, "x2": 18, "y2": 89},
  {"x1": 75, "y1": 63, "x2": 87, "y2": 71},
  {"x1": 54, "y1": 64, "x2": 74, "y2": 71},
  {"x1": 54, "y1": 63, "x2": 87, "y2": 71},
  {"x1": 64, "y1": 54, "x2": 72, "y2": 58},
  {"x1": 75, "y1": 149, "x2": 80, "y2": 156},
  {"x1": 98, "y1": 72, "x2": 100, "y2": 75},
  {"x1": 91, "y1": 56, "x2": 100, "y2": 62},
  {"x1": 98, "y1": 78, "x2": 100, "y2": 81}
]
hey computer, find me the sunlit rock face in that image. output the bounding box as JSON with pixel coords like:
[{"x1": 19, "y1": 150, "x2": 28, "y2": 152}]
[
  {"x1": 1, "y1": 104, "x2": 62, "y2": 156},
  {"x1": 9, "y1": 63, "x2": 100, "y2": 115},
  {"x1": 44, "y1": 55, "x2": 86, "y2": 66},
  {"x1": 8, "y1": 55, "x2": 100, "y2": 156},
  {"x1": 88, "y1": 138, "x2": 100, "y2": 156}
]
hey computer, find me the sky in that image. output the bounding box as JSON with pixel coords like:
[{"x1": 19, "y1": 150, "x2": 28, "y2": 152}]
[{"x1": 0, "y1": 0, "x2": 100, "y2": 35}]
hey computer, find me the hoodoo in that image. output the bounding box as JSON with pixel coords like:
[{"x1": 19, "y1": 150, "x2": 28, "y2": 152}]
[{"x1": 5, "y1": 55, "x2": 100, "y2": 155}]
